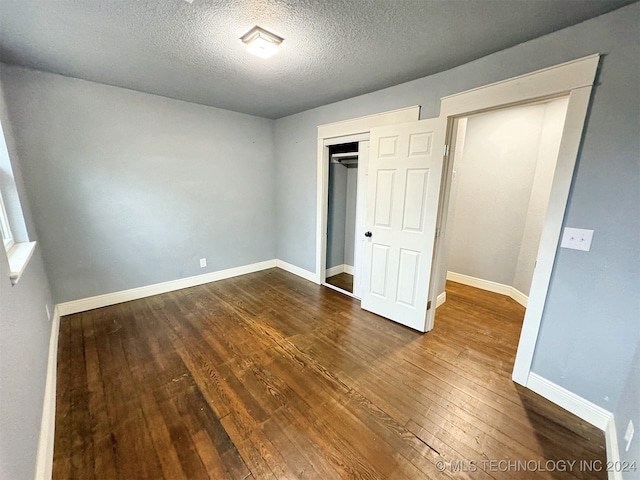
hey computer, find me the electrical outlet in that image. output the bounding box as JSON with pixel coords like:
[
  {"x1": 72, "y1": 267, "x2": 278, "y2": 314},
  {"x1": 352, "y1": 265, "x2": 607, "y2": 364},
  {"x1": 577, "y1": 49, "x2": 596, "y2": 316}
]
[
  {"x1": 624, "y1": 420, "x2": 634, "y2": 452},
  {"x1": 560, "y1": 227, "x2": 594, "y2": 252},
  {"x1": 199, "y1": 258, "x2": 207, "y2": 268},
  {"x1": 45, "y1": 304, "x2": 51, "y2": 321}
]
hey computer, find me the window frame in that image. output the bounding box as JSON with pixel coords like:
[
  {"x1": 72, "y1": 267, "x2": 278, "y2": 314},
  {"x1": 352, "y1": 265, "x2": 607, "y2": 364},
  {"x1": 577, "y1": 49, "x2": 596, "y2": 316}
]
[{"x1": 0, "y1": 189, "x2": 14, "y2": 251}]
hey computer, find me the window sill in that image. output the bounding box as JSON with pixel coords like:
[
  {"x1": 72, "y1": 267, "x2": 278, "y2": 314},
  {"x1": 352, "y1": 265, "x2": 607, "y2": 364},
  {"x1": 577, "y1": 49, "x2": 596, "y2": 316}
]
[{"x1": 7, "y1": 241, "x2": 36, "y2": 285}]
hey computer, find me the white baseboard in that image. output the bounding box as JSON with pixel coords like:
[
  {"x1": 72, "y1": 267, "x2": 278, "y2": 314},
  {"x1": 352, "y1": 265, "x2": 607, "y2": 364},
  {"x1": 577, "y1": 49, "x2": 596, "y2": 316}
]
[
  {"x1": 605, "y1": 417, "x2": 623, "y2": 480},
  {"x1": 275, "y1": 259, "x2": 317, "y2": 283},
  {"x1": 44, "y1": 262, "x2": 623, "y2": 478},
  {"x1": 527, "y1": 373, "x2": 620, "y2": 479},
  {"x1": 446, "y1": 271, "x2": 528, "y2": 308},
  {"x1": 509, "y1": 287, "x2": 529, "y2": 308},
  {"x1": 526, "y1": 372, "x2": 613, "y2": 430},
  {"x1": 34, "y1": 307, "x2": 61, "y2": 480},
  {"x1": 56, "y1": 259, "x2": 322, "y2": 316},
  {"x1": 323, "y1": 281, "x2": 356, "y2": 298},
  {"x1": 57, "y1": 260, "x2": 277, "y2": 316},
  {"x1": 43, "y1": 258, "x2": 313, "y2": 477},
  {"x1": 325, "y1": 264, "x2": 355, "y2": 277},
  {"x1": 325, "y1": 264, "x2": 344, "y2": 277}
]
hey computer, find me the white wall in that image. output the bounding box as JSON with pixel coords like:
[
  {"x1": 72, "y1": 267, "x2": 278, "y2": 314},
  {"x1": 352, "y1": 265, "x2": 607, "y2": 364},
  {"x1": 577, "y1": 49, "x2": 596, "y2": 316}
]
[
  {"x1": 446, "y1": 103, "x2": 546, "y2": 289},
  {"x1": 445, "y1": 99, "x2": 567, "y2": 296}
]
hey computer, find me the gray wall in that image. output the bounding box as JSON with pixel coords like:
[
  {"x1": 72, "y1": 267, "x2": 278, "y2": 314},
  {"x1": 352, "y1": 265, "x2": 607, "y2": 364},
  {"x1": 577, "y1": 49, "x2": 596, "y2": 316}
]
[
  {"x1": 326, "y1": 164, "x2": 358, "y2": 271},
  {"x1": 274, "y1": 1, "x2": 640, "y2": 419},
  {"x1": 326, "y1": 162, "x2": 347, "y2": 269},
  {"x1": 616, "y1": 341, "x2": 640, "y2": 479},
  {"x1": 1, "y1": 5, "x2": 637, "y2": 476},
  {"x1": 0, "y1": 78, "x2": 54, "y2": 480},
  {"x1": 344, "y1": 167, "x2": 357, "y2": 267},
  {"x1": 1, "y1": 65, "x2": 276, "y2": 303}
]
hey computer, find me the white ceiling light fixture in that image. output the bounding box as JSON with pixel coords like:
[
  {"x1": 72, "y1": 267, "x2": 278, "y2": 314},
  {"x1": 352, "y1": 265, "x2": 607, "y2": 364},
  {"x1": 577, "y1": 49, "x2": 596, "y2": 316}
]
[{"x1": 240, "y1": 26, "x2": 284, "y2": 59}]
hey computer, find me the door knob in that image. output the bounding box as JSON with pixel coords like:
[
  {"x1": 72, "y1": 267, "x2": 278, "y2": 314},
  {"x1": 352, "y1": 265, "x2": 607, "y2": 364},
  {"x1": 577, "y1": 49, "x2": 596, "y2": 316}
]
[{"x1": 364, "y1": 231, "x2": 372, "y2": 238}]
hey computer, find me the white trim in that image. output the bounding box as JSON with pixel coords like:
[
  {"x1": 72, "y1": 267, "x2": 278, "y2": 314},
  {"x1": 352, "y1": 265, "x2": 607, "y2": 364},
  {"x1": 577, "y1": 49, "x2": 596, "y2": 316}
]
[
  {"x1": 323, "y1": 133, "x2": 370, "y2": 147},
  {"x1": 322, "y1": 281, "x2": 356, "y2": 298},
  {"x1": 316, "y1": 107, "x2": 421, "y2": 284},
  {"x1": 325, "y1": 264, "x2": 355, "y2": 278},
  {"x1": 425, "y1": 54, "x2": 600, "y2": 386},
  {"x1": 7, "y1": 241, "x2": 36, "y2": 285},
  {"x1": 436, "y1": 291, "x2": 446, "y2": 308},
  {"x1": 317, "y1": 106, "x2": 421, "y2": 140},
  {"x1": 511, "y1": 84, "x2": 596, "y2": 384},
  {"x1": 326, "y1": 264, "x2": 345, "y2": 277},
  {"x1": 526, "y1": 373, "x2": 622, "y2": 480},
  {"x1": 446, "y1": 271, "x2": 528, "y2": 308},
  {"x1": 34, "y1": 307, "x2": 60, "y2": 480},
  {"x1": 509, "y1": 287, "x2": 529, "y2": 308},
  {"x1": 57, "y1": 260, "x2": 276, "y2": 316},
  {"x1": 56, "y1": 259, "x2": 322, "y2": 317},
  {"x1": 605, "y1": 418, "x2": 623, "y2": 480},
  {"x1": 526, "y1": 372, "x2": 612, "y2": 430},
  {"x1": 275, "y1": 259, "x2": 317, "y2": 283},
  {"x1": 0, "y1": 188, "x2": 14, "y2": 249},
  {"x1": 447, "y1": 271, "x2": 511, "y2": 295},
  {"x1": 440, "y1": 54, "x2": 599, "y2": 117}
]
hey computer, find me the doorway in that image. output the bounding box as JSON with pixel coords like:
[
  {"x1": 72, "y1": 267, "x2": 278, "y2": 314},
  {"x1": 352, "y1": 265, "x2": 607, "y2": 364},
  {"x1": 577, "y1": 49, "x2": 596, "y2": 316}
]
[
  {"x1": 324, "y1": 139, "x2": 371, "y2": 298},
  {"x1": 434, "y1": 97, "x2": 569, "y2": 349},
  {"x1": 314, "y1": 52, "x2": 599, "y2": 386},
  {"x1": 325, "y1": 141, "x2": 360, "y2": 296},
  {"x1": 315, "y1": 106, "x2": 421, "y2": 288}
]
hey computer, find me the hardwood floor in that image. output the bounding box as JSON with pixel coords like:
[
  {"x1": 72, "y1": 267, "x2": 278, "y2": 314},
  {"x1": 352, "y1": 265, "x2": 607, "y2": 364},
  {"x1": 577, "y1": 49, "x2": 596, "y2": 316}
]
[
  {"x1": 325, "y1": 272, "x2": 354, "y2": 293},
  {"x1": 54, "y1": 270, "x2": 606, "y2": 479}
]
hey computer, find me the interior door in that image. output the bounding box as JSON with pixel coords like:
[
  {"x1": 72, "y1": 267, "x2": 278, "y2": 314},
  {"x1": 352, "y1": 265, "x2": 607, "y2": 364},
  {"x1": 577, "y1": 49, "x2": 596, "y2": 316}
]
[
  {"x1": 352, "y1": 141, "x2": 369, "y2": 299},
  {"x1": 361, "y1": 118, "x2": 445, "y2": 332}
]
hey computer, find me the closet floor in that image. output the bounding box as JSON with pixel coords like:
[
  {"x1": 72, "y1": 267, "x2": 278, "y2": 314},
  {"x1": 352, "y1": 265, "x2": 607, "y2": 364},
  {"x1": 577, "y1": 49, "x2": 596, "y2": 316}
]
[{"x1": 326, "y1": 272, "x2": 354, "y2": 293}]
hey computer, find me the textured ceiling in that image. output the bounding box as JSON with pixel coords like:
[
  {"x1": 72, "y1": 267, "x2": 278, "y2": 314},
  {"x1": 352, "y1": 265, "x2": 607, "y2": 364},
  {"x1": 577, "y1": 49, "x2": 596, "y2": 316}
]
[{"x1": 0, "y1": 0, "x2": 635, "y2": 119}]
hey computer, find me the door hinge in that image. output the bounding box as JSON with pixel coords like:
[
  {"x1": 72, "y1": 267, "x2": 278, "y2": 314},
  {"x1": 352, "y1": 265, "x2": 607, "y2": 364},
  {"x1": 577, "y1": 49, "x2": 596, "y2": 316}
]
[
  {"x1": 435, "y1": 227, "x2": 441, "y2": 238},
  {"x1": 443, "y1": 144, "x2": 450, "y2": 157},
  {"x1": 427, "y1": 300, "x2": 432, "y2": 310}
]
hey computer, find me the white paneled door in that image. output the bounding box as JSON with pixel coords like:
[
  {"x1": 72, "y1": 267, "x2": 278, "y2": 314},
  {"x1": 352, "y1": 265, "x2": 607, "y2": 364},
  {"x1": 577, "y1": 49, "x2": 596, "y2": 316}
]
[{"x1": 361, "y1": 118, "x2": 445, "y2": 332}]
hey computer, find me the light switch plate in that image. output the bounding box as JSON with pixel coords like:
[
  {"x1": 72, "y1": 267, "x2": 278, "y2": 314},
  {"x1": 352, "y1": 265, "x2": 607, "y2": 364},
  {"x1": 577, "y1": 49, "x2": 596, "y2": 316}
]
[{"x1": 560, "y1": 227, "x2": 594, "y2": 251}]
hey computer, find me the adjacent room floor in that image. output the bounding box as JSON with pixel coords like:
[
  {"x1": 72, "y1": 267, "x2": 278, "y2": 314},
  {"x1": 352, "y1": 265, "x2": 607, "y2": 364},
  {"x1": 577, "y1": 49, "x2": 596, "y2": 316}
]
[{"x1": 53, "y1": 269, "x2": 606, "y2": 479}]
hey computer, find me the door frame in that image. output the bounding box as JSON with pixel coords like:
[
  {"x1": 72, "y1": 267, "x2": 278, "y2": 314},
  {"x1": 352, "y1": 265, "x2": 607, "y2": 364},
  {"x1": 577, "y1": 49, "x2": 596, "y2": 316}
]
[
  {"x1": 313, "y1": 53, "x2": 599, "y2": 387},
  {"x1": 315, "y1": 106, "x2": 421, "y2": 285},
  {"x1": 427, "y1": 53, "x2": 600, "y2": 386}
]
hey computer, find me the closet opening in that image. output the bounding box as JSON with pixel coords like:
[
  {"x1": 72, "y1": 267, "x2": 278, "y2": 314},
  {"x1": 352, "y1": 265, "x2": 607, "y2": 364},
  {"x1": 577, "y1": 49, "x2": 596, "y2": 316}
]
[{"x1": 324, "y1": 138, "x2": 370, "y2": 298}]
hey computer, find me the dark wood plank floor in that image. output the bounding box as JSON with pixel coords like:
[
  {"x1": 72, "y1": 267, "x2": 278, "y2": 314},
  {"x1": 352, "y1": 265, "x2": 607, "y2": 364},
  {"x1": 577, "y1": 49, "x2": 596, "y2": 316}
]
[
  {"x1": 326, "y1": 272, "x2": 354, "y2": 293},
  {"x1": 54, "y1": 270, "x2": 606, "y2": 479}
]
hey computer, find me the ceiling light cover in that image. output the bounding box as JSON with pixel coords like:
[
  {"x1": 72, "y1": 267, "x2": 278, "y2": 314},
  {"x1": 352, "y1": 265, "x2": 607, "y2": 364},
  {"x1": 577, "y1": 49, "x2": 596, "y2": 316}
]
[{"x1": 240, "y1": 26, "x2": 283, "y2": 59}]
